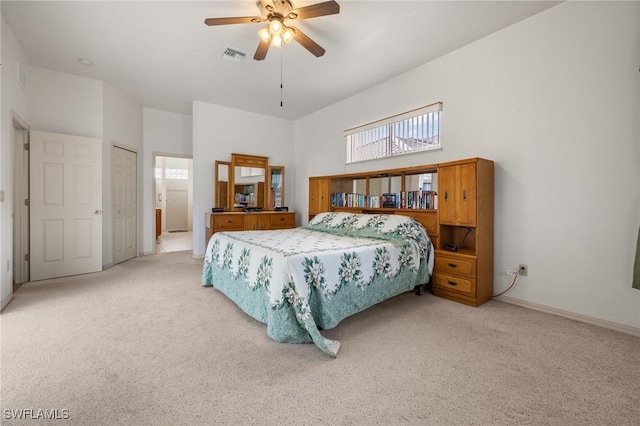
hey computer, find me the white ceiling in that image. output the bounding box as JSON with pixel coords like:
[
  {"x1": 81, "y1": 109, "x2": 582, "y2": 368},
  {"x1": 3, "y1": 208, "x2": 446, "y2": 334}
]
[{"x1": 1, "y1": 1, "x2": 560, "y2": 120}]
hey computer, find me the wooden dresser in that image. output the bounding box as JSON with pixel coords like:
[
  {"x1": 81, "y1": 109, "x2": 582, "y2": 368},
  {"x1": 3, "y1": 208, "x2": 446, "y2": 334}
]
[{"x1": 205, "y1": 211, "x2": 296, "y2": 243}]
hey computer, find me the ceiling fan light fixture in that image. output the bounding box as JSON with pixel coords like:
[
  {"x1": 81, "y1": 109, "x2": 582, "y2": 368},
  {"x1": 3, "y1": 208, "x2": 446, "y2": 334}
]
[
  {"x1": 259, "y1": 27, "x2": 271, "y2": 42},
  {"x1": 261, "y1": 16, "x2": 293, "y2": 47},
  {"x1": 269, "y1": 19, "x2": 282, "y2": 34},
  {"x1": 283, "y1": 26, "x2": 295, "y2": 43},
  {"x1": 271, "y1": 33, "x2": 283, "y2": 47}
]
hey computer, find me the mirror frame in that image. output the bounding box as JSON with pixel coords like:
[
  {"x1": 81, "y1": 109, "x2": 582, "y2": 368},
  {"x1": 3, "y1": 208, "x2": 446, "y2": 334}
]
[
  {"x1": 215, "y1": 160, "x2": 230, "y2": 209},
  {"x1": 229, "y1": 153, "x2": 269, "y2": 211},
  {"x1": 214, "y1": 153, "x2": 285, "y2": 212},
  {"x1": 267, "y1": 165, "x2": 285, "y2": 210}
]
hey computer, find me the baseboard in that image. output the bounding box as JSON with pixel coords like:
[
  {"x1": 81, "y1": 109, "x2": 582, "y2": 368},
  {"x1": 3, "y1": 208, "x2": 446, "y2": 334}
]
[
  {"x1": 142, "y1": 251, "x2": 155, "y2": 256},
  {"x1": 1, "y1": 293, "x2": 14, "y2": 312},
  {"x1": 102, "y1": 263, "x2": 113, "y2": 270},
  {"x1": 496, "y1": 295, "x2": 640, "y2": 337},
  {"x1": 192, "y1": 254, "x2": 204, "y2": 259}
]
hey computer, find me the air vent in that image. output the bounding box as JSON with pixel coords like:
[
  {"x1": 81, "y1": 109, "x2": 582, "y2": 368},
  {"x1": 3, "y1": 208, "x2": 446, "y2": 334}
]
[{"x1": 221, "y1": 47, "x2": 246, "y2": 63}]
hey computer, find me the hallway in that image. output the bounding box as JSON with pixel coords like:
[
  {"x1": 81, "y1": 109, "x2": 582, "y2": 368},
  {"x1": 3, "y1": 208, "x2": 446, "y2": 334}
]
[{"x1": 156, "y1": 231, "x2": 192, "y2": 253}]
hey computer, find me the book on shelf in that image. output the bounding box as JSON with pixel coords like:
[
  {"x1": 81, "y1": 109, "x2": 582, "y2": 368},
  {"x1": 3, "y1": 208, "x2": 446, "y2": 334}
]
[
  {"x1": 381, "y1": 193, "x2": 398, "y2": 208},
  {"x1": 404, "y1": 190, "x2": 438, "y2": 209},
  {"x1": 331, "y1": 191, "x2": 438, "y2": 210},
  {"x1": 235, "y1": 193, "x2": 253, "y2": 203}
]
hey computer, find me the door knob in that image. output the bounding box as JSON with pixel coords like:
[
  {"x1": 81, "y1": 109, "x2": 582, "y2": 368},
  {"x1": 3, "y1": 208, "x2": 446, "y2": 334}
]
[{"x1": 94, "y1": 210, "x2": 103, "y2": 215}]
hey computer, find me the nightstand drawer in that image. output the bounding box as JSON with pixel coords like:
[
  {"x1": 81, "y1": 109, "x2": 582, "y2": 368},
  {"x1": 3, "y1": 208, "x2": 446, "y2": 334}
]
[
  {"x1": 268, "y1": 213, "x2": 295, "y2": 229},
  {"x1": 434, "y1": 255, "x2": 476, "y2": 278},
  {"x1": 433, "y1": 273, "x2": 475, "y2": 296},
  {"x1": 212, "y1": 214, "x2": 244, "y2": 230}
]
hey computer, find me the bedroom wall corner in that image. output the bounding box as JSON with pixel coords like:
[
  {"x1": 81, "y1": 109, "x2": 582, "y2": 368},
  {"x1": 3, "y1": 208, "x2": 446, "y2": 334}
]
[
  {"x1": 192, "y1": 101, "x2": 295, "y2": 258},
  {"x1": 142, "y1": 107, "x2": 193, "y2": 256},
  {"x1": 103, "y1": 83, "x2": 143, "y2": 267},
  {"x1": 292, "y1": 1, "x2": 640, "y2": 330}
]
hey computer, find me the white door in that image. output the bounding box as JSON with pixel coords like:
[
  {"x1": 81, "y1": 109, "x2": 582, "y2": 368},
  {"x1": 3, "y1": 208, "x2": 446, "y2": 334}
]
[
  {"x1": 112, "y1": 146, "x2": 137, "y2": 264},
  {"x1": 30, "y1": 131, "x2": 102, "y2": 281},
  {"x1": 166, "y1": 189, "x2": 188, "y2": 231}
]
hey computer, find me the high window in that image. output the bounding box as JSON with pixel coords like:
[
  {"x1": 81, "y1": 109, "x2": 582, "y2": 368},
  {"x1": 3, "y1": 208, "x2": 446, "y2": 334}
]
[
  {"x1": 155, "y1": 168, "x2": 188, "y2": 180},
  {"x1": 345, "y1": 102, "x2": 442, "y2": 164}
]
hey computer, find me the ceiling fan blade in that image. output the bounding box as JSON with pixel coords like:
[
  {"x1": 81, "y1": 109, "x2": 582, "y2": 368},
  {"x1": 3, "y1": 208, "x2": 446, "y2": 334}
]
[
  {"x1": 254, "y1": 39, "x2": 270, "y2": 61},
  {"x1": 204, "y1": 16, "x2": 264, "y2": 26},
  {"x1": 292, "y1": 27, "x2": 325, "y2": 57},
  {"x1": 288, "y1": 1, "x2": 340, "y2": 20}
]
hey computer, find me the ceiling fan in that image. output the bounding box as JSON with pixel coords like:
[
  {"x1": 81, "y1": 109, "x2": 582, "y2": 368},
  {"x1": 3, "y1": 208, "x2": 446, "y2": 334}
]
[{"x1": 205, "y1": 0, "x2": 340, "y2": 61}]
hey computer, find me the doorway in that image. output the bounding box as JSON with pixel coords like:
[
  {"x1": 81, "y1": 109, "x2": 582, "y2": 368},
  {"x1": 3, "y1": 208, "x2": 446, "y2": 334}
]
[
  {"x1": 12, "y1": 114, "x2": 30, "y2": 290},
  {"x1": 154, "y1": 155, "x2": 193, "y2": 253}
]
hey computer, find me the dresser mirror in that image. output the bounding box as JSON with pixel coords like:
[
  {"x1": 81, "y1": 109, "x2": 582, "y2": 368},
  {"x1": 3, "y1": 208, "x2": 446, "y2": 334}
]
[
  {"x1": 215, "y1": 153, "x2": 284, "y2": 211},
  {"x1": 267, "y1": 166, "x2": 285, "y2": 210},
  {"x1": 215, "y1": 161, "x2": 230, "y2": 209},
  {"x1": 369, "y1": 176, "x2": 402, "y2": 197},
  {"x1": 405, "y1": 173, "x2": 437, "y2": 193}
]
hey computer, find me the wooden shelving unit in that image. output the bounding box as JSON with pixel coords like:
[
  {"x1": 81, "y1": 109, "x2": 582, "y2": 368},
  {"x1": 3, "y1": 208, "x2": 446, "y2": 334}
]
[{"x1": 308, "y1": 157, "x2": 494, "y2": 306}]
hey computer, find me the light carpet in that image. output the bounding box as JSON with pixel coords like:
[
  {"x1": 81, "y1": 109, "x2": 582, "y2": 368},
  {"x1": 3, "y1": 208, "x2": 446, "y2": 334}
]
[{"x1": 1, "y1": 251, "x2": 638, "y2": 425}]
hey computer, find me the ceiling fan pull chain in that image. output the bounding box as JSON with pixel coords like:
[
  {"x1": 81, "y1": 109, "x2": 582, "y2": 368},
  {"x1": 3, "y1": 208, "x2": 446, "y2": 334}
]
[{"x1": 280, "y1": 51, "x2": 284, "y2": 107}]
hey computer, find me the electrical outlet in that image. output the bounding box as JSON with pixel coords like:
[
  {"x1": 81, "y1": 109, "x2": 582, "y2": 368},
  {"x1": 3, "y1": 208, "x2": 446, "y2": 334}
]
[{"x1": 519, "y1": 264, "x2": 528, "y2": 276}]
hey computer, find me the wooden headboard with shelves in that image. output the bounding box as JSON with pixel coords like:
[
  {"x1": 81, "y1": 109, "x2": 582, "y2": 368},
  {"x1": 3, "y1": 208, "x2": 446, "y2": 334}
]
[{"x1": 331, "y1": 207, "x2": 439, "y2": 248}]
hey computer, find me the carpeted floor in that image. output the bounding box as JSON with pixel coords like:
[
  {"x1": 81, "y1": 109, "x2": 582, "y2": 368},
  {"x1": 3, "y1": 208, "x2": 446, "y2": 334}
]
[{"x1": 1, "y1": 251, "x2": 638, "y2": 425}]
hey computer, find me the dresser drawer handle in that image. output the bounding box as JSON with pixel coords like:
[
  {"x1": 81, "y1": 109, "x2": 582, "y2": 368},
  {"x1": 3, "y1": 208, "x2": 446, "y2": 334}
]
[
  {"x1": 447, "y1": 280, "x2": 457, "y2": 286},
  {"x1": 447, "y1": 263, "x2": 457, "y2": 268},
  {"x1": 227, "y1": 220, "x2": 233, "y2": 223},
  {"x1": 279, "y1": 218, "x2": 285, "y2": 221}
]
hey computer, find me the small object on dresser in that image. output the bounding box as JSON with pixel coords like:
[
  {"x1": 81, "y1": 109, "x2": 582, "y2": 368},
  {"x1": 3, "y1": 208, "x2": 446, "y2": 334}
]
[
  {"x1": 274, "y1": 206, "x2": 288, "y2": 211},
  {"x1": 444, "y1": 243, "x2": 458, "y2": 251},
  {"x1": 212, "y1": 208, "x2": 224, "y2": 213}
]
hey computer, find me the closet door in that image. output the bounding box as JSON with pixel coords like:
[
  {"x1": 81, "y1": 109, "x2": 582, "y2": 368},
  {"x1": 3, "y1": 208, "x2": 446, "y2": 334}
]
[
  {"x1": 112, "y1": 146, "x2": 138, "y2": 265},
  {"x1": 30, "y1": 131, "x2": 103, "y2": 281}
]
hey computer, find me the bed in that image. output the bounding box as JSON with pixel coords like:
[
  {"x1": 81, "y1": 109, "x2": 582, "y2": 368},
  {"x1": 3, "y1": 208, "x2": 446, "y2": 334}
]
[{"x1": 202, "y1": 212, "x2": 434, "y2": 357}]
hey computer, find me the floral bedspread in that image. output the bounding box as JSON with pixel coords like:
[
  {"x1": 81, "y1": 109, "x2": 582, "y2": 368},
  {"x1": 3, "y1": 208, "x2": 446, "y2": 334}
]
[{"x1": 202, "y1": 212, "x2": 433, "y2": 357}]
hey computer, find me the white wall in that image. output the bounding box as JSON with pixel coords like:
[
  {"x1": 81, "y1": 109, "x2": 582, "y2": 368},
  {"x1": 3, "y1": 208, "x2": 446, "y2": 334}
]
[
  {"x1": 293, "y1": 2, "x2": 640, "y2": 330},
  {"x1": 28, "y1": 66, "x2": 103, "y2": 138},
  {"x1": 103, "y1": 83, "x2": 143, "y2": 267},
  {"x1": 142, "y1": 108, "x2": 192, "y2": 255},
  {"x1": 192, "y1": 102, "x2": 294, "y2": 257}
]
